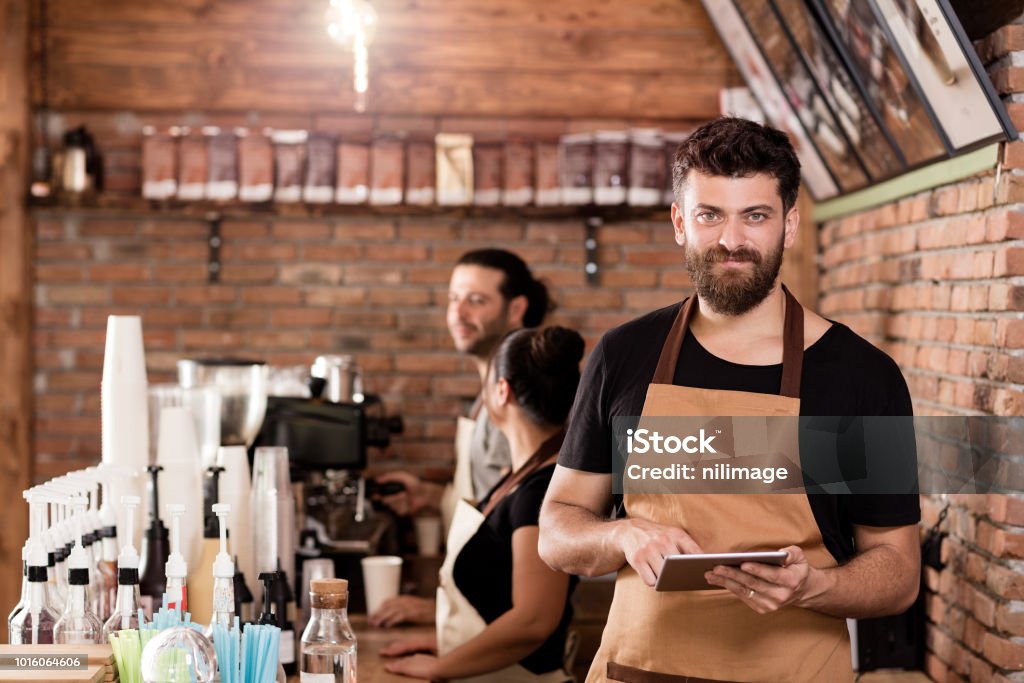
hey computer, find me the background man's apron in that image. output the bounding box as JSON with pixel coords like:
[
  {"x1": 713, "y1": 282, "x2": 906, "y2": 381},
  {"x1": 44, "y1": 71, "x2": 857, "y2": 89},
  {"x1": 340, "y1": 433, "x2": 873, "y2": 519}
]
[
  {"x1": 590, "y1": 287, "x2": 853, "y2": 683},
  {"x1": 436, "y1": 498, "x2": 572, "y2": 683},
  {"x1": 441, "y1": 415, "x2": 478, "y2": 533}
]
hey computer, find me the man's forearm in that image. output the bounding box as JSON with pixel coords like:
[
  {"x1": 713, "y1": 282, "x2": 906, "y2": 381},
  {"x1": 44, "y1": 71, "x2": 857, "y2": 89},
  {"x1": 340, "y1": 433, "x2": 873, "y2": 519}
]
[
  {"x1": 539, "y1": 500, "x2": 626, "y2": 576},
  {"x1": 798, "y1": 544, "x2": 919, "y2": 618}
]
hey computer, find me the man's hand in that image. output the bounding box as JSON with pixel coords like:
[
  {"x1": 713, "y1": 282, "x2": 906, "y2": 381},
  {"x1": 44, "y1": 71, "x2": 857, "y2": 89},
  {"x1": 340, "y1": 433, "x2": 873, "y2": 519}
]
[
  {"x1": 614, "y1": 518, "x2": 703, "y2": 587},
  {"x1": 704, "y1": 545, "x2": 826, "y2": 614},
  {"x1": 380, "y1": 634, "x2": 437, "y2": 658},
  {"x1": 374, "y1": 471, "x2": 441, "y2": 516},
  {"x1": 369, "y1": 595, "x2": 436, "y2": 628}
]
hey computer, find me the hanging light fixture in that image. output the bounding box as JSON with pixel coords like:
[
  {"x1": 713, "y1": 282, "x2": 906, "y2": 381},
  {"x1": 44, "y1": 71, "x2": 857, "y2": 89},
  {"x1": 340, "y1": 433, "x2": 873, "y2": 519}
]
[{"x1": 325, "y1": 0, "x2": 378, "y2": 112}]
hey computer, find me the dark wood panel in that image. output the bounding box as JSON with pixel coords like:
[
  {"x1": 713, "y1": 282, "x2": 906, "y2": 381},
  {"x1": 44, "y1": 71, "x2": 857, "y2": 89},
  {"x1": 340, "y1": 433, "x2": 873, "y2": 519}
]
[
  {"x1": 45, "y1": 0, "x2": 715, "y2": 31},
  {"x1": 36, "y1": 0, "x2": 736, "y2": 120},
  {"x1": 47, "y1": 62, "x2": 725, "y2": 119},
  {"x1": 0, "y1": 0, "x2": 33, "y2": 621},
  {"x1": 43, "y1": 24, "x2": 731, "y2": 74}
]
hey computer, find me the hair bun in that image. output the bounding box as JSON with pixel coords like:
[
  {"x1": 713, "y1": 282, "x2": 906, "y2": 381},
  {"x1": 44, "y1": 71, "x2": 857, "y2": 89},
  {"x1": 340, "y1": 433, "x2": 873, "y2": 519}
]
[{"x1": 529, "y1": 326, "x2": 584, "y2": 372}]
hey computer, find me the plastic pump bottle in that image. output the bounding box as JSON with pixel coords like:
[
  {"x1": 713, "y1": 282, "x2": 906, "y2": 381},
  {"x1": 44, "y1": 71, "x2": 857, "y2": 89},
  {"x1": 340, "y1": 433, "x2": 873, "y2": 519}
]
[
  {"x1": 7, "y1": 548, "x2": 27, "y2": 643},
  {"x1": 204, "y1": 504, "x2": 235, "y2": 634},
  {"x1": 54, "y1": 496, "x2": 103, "y2": 644},
  {"x1": 96, "y1": 473, "x2": 119, "y2": 622},
  {"x1": 164, "y1": 503, "x2": 188, "y2": 614},
  {"x1": 190, "y1": 467, "x2": 224, "y2": 625},
  {"x1": 257, "y1": 571, "x2": 288, "y2": 683},
  {"x1": 139, "y1": 465, "x2": 169, "y2": 616},
  {"x1": 233, "y1": 557, "x2": 254, "y2": 624},
  {"x1": 10, "y1": 493, "x2": 59, "y2": 644},
  {"x1": 102, "y1": 496, "x2": 145, "y2": 638}
]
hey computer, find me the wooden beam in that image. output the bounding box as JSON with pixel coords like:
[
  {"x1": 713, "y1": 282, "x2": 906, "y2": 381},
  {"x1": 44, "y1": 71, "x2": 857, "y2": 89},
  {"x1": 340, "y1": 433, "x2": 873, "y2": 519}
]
[
  {"x1": 45, "y1": 64, "x2": 726, "y2": 119},
  {"x1": 43, "y1": 24, "x2": 732, "y2": 74},
  {"x1": 45, "y1": 0, "x2": 717, "y2": 32},
  {"x1": 0, "y1": 0, "x2": 32, "y2": 619}
]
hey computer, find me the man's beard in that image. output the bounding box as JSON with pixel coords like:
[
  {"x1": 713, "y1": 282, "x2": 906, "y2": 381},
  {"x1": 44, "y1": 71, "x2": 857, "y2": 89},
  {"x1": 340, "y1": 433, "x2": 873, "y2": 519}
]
[
  {"x1": 684, "y1": 237, "x2": 784, "y2": 316},
  {"x1": 464, "y1": 328, "x2": 505, "y2": 359},
  {"x1": 457, "y1": 303, "x2": 511, "y2": 359}
]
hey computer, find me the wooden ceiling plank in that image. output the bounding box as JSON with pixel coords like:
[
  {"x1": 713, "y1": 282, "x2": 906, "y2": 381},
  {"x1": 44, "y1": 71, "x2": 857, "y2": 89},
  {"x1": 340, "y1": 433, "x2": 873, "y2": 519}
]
[
  {"x1": 47, "y1": 0, "x2": 715, "y2": 31},
  {"x1": 47, "y1": 63, "x2": 726, "y2": 119},
  {"x1": 43, "y1": 24, "x2": 730, "y2": 74}
]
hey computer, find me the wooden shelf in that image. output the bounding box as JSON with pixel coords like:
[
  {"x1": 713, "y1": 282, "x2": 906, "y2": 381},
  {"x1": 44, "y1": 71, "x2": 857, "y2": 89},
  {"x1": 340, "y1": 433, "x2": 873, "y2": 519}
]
[{"x1": 28, "y1": 195, "x2": 671, "y2": 222}]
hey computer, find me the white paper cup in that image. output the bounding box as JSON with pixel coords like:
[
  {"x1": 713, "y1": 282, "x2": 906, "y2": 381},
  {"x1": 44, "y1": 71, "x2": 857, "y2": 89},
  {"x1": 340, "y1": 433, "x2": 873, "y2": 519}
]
[
  {"x1": 361, "y1": 555, "x2": 402, "y2": 616},
  {"x1": 102, "y1": 315, "x2": 147, "y2": 385},
  {"x1": 414, "y1": 516, "x2": 442, "y2": 557}
]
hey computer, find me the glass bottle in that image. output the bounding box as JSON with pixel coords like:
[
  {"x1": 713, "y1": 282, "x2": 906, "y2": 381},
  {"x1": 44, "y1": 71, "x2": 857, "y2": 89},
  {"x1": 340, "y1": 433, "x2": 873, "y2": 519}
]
[
  {"x1": 103, "y1": 495, "x2": 144, "y2": 638},
  {"x1": 96, "y1": 523, "x2": 119, "y2": 622},
  {"x1": 54, "y1": 567, "x2": 103, "y2": 644},
  {"x1": 102, "y1": 567, "x2": 143, "y2": 638},
  {"x1": 10, "y1": 558, "x2": 59, "y2": 644},
  {"x1": 299, "y1": 579, "x2": 356, "y2": 683},
  {"x1": 7, "y1": 557, "x2": 27, "y2": 643},
  {"x1": 45, "y1": 533, "x2": 65, "y2": 615}
]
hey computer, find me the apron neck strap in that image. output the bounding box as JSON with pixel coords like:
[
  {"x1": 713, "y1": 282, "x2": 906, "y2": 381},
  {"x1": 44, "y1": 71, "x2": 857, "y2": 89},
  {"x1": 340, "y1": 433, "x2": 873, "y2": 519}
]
[
  {"x1": 651, "y1": 285, "x2": 804, "y2": 399},
  {"x1": 468, "y1": 395, "x2": 483, "y2": 421},
  {"x1": 481, "y1": 428, "x2": 565, "y2": 517}
]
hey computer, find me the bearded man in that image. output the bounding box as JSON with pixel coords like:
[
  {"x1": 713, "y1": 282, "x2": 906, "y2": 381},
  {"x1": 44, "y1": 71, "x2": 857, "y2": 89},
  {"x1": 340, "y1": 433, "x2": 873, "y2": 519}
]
[
  {"x1": 538, "y1": 117, "x2": 921, "y2": 683},
  {"x1": 371, "y1": 249, "x2": 553, "y2": 627}
]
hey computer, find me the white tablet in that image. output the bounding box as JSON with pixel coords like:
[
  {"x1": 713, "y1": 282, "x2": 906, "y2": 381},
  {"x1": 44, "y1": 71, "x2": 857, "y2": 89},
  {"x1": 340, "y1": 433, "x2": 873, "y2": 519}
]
[{"x1": 654, "y1": 551, "x2": 789, "y2": 592}]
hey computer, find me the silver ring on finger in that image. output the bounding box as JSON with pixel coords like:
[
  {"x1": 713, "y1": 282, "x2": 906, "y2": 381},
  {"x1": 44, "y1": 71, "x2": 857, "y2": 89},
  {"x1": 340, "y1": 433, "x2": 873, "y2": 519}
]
[{"x1": 747, "y1": 588, "x2": 756, "y2": 599}]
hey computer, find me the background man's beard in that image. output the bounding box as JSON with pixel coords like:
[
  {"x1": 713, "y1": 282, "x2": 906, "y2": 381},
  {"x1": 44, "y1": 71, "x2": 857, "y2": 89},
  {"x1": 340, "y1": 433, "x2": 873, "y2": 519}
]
[
  {"x1": 684, "y1": 241, "x2": 784, "y2": 315},
  {"x1": 465, "y1": 332, "x2": 503, "y2": 359}
]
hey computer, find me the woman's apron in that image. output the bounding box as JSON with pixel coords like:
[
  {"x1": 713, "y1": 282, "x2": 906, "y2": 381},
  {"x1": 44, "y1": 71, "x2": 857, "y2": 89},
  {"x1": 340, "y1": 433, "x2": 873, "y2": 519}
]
[
  {"x1": 436, "y1": 497, "x2": 573, "y2": 683},
  {"x1": 589, "y1": 287, "x2": 852, "y2": 683}
]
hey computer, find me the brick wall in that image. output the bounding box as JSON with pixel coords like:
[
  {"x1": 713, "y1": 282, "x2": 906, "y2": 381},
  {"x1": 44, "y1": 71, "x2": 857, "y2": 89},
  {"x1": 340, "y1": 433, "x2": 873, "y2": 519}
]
[
  {"x1": 31, "y1": 209, "x2": 698, "y2": 481},
  {"x1": 818, "y1": 22, "x2": 1024, "y2": 683}
]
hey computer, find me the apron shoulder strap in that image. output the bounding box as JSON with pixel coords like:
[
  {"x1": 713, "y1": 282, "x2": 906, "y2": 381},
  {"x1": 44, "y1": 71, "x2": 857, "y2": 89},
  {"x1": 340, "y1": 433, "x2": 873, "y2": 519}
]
[
  {"x1": 651, "y1": 286, "x2": 805, "y2": 398},
  {"x1": 779, "y1": 284, "x2": 804, "y2": 399}
]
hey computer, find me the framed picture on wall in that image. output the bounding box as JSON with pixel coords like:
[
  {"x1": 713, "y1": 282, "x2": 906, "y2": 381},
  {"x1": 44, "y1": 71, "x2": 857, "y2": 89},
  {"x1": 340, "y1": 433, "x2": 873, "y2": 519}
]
[
  {"x1": 735, "y1": 0, "x2": 871, "y2": 194},
  {"x1": 811, "y1": 0, "x2": 951, "y2": 166},
  {"x1": 870, "y1": 0, "x2": 1015, "y2": 152},
  {"x1": 701, "y1": 0, "x2": 841, "y2": 200},
  {"x1": 700, "y1": 0, "x2": 1016, "y2": 200},
  {"x1": 769, "y1": 0, "x2": 906, "y2": 180}
]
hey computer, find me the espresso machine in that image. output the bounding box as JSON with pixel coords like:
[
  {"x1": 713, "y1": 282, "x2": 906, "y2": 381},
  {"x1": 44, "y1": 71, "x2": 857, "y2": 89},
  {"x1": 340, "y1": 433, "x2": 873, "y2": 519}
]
[{"x1": 251, "y1": 355, "x2": 404, "y2": 613}]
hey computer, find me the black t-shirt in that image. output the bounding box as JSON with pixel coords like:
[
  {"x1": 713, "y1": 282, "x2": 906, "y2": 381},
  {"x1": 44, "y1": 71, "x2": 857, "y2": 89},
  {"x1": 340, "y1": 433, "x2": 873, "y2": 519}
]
[
  {"x1": 453, "y1": 464, "x2": 577, "y2": 675},
  {"x1": 558, "y1": 301, "x2": 921, "y2": 563}
]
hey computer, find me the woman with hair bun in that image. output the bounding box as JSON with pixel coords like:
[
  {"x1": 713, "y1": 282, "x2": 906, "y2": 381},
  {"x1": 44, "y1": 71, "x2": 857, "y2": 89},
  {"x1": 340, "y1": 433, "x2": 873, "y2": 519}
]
[{"x1": 384, "y1": 326, "x2": 585, "y2": 682}]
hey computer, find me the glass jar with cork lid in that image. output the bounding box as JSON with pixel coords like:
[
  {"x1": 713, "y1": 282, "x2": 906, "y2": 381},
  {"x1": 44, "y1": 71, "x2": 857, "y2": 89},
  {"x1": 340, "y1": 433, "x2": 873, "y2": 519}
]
[{"x1": 300, "y1": 578, "x2": 357, "y2": 683}]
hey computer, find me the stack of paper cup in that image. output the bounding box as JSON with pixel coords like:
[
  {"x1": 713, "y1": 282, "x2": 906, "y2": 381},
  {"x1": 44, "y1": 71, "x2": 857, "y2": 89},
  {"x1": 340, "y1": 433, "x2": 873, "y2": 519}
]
[
  {"x1": 100, "y1": 315, "x2": 149, "y2": 550},
  {"x1": 155, "y1": 406, "x2": 204, "y2": 566},
  {"x1": 217, "y1": 445, "x2": 253, "y2": 594},
  {"x1": 251, "y1": 446, "x2": 295, "y2": 605},
  {"x1": 148, "y1": 384, "x2": 222, "y2": 469}
]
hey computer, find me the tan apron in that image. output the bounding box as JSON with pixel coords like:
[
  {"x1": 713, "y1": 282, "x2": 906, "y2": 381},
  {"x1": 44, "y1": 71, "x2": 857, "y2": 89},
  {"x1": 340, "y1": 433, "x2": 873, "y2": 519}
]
[
  {"x1": 441, "y1": 415, "x2": 479, "y2": 534},
  {"x1": 437, "y1": 497, "x2": 572, "y2": 683},
  {"x1": 589, "y1": 287, "x2": 852, "y2": 683}
]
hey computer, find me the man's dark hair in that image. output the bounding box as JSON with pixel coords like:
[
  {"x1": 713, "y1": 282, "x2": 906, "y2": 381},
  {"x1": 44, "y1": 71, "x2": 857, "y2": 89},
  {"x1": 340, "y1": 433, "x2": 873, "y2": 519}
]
[
  {"x1": 456, "y1": 249, "x2": 554, "y2": 327},
  {"x1": 671, "y1": 117, "x2": 801, "y2": 213}
]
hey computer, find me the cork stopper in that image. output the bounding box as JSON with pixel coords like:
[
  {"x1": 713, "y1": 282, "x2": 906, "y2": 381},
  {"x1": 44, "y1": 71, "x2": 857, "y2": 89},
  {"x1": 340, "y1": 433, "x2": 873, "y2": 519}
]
[
  {"x1": 311, "y1": 578, "x2": 348, "y2": 594},
  {"x1": 310, "y1": 578, "x2": 348, "y2": 609}
]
